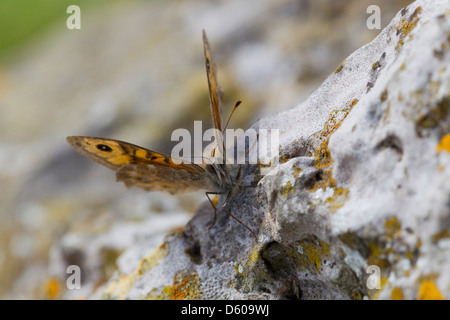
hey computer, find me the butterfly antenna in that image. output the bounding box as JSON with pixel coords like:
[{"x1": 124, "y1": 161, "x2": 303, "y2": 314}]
[{"x1": 222, "y1": 100, "x2": 242, "y2": 134}]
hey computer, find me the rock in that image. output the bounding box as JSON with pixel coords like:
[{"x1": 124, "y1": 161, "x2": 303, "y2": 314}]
[
  {"x1": 88, "y1": 0, "x2": 450, "y2": 300},
  {"x1": 4, "y1": 0, "x2": 414, "y2": 298},
  {"x1": 2, "y1": 0, "x2": 447, "y2": 300}
]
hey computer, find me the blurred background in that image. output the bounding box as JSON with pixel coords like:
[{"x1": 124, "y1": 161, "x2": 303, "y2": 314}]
[{"x1": 0, "y1": 0, "x2": 412, "y2": 299}]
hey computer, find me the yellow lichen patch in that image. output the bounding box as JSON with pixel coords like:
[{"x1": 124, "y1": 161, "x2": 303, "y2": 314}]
[
  {"x1": 325, "y1": 187, "x2": 349, "y2": 213},
  {"x1": 247, "y1": 242, "x2": 266, "y2": 268},
  {"x1": 296, "y1": 236, "x2": 330, "y2": 272},
  {"x1": 396, "y1": 6, "x2": 422, "y2": 53},
  {"x1": 372, "y1": 61, "x2": 381, "y2": 70},
  {"x1": 281, "y1": 180, "x2": 295, "y2": 198},
  {"x1": 314, "y1": 139, "x2": 333, "y2": 168},
  {"x1": 391, "y1": 287, "x2": 405, "y2": 300},
  {"x1": 280, "y1": 155, "x2": 290, "y2": 163},
  {"x1": 432, "y1": 230, "x2": 450, "y2": 243},
  {"x1": 314, "y1": 99, "x2": 358, "y2": 168},
  {"x1": 137, "y1": 243, "x2": 169, "y2": 275},
  {"x1": 335, "y1": 59, "x2": 345, "y2": 73},
  {"x1": 416, "y1": 97, "x2": 449, "y2": 137},
  {"x1": 437, "y1": 133, "x2": 450, "y2": 153},
  {"x1": 104, "y1": 242, "x2": 169, "y2": 299},
  {"x1": 293, "y1": 166, "x2": 303, "y2": 179},
  {"x1": 44, "y1": 277, "x2": 62, "y2": 300},
  {"x1": 366, "y1": 218, "x2": 404, "y2": 267},
  {"x1": 103, "y1": 273, "x2": 137, "y2": 299},
  {"x1": 234, "y1": 264, "x2": 244, "y2": 276},
  {"x1": 384, "y1": 217, "x2": 402, "y2": 240},
  {"x1": 417, "y1": 280, "x2": 445, "y2": 300},
  {"x1": 306, "y1": 168, "x2": 336, "y2": 192},
  {"x1": 397, "y1": 6, "x2": 422, "y2": 37},
  {"x1": 367, "y1": 242, "x2": 391, "y2": 269},
  {"x1": 368, "y1": 276, "x2": 388, "y2": 300},
  {"x1": 169, "y1": 270, "x2": 202, "y2": 300}
]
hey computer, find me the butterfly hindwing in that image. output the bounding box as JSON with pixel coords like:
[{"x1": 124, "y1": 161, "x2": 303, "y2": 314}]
[{"x1": 116, "y1": 163, "x2": 214, "y2": 194}]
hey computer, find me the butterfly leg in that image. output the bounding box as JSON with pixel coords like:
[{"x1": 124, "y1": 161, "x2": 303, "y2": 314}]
[
  {"x1": 205, "y1": 191, "x2": 224, "y2": 230},
  {"x1": 206, "y1": 191, "x2": 257, "y2": 241},
  {"x1": 223, "y1": 207, "x2": 257, "y2": 240}
]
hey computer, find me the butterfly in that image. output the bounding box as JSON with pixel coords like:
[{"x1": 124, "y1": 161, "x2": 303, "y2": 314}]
[{"x1": 67, "y1": 30, "x2": 256, "y2": 239}]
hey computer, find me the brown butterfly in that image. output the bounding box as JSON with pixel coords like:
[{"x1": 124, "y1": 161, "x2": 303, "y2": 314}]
[{"x1": 67, "y1": 30, "x2": 256, "y2": 239}]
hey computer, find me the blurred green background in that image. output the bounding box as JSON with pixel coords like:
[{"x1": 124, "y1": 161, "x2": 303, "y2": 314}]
[{"x1": 0, "y1": 0, "x2": 114, "y2": 61}]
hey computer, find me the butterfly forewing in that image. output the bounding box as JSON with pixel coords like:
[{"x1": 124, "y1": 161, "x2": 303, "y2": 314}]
[{"x1": 67, "y1": 136, "x2": 203, "y2": 173}]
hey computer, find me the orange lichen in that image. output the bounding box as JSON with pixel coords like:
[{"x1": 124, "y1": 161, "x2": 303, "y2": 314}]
[
  {"x1": 169, "y1": 270, "x2": 201, "y2": 300},
  {"x1": 418, "y1": 280, "x2": 445, "y2": 300},
  {"x1": 397, "y1": 6, "x2": 422, "y2": 38},
  {"x1": 437, "y1": 134, "x2": 450, "y2": 153},
  {"x1": 391, "y1": 287, "x2": 405, "y2": 300},
  {"x1": 306, "y1": 168, "x2": 336, "y2": 192},
  {"x1": 44, "y1": 277, "x2": 62, "y2": 300},
  {"x1": 396, "y1": 6, "x2": 422, "y2": 52},
  {"x1": 314, "y1": 99, "x2": 358, "y2": 168}
]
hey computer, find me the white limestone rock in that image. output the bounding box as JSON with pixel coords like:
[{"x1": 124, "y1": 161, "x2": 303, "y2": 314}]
[{"x1": 92, "y1": 0, "x2": 450, "y2": 299}]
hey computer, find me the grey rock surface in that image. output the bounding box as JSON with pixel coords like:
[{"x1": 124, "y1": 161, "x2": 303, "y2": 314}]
[
  {"x1": 1, "y1": 0, "x2": 445, "y2": 300},
  {"x1": 96, "y1": 0, "x2": 450, "y2": 300}
]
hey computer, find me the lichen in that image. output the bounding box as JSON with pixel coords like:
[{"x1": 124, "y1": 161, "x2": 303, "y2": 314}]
[
  {"x1": 391, "y1": 287, "x2": 405, "y2": 300},
  {"x1": 293, "y1": 166, "x2": 303, "y2": 178},
  {"x1": 103, "y1": 273, "x2": 137, "y2": 299},
  {"x1": 44, "y1": 277, "x2": 62, "y2": 300},
  {"x1": 168, "y1": 270, "x2": 202, "y2": 300},
  {"x1": 432, "y1": 230, "x2": 450, "y2": 243},
  {"x1": 418, "y1": 280, "x2": 445, "y2": 300},
  {"x1": 396, "y1": 6, "x2": 422, "y2": 52},
  {"x1": 325, "y1": 187, "x2": 349, "y2": 213},
  {"x1": 314, "y1": 98, "x2": 358, "y2": 168},
  {"x1": 281, "y1": 180, "x2": 295, "y2": 198},
  {"x1": 416, "y1": 96, "x2": 449, "y2": 137},
  {"x1": 296, "y1": 236, "x2": 330, "y2": 272},
  {"x1": 137, "y1": 243, "x2": 169, "y2": 275},
  {"x1": 437, "y1": 133, "x2": 450, "y2": 153},
  {"x1": 103, "y1": 242, "x2": 169, "y2": 299},
  {"x1": 384, "y1": 217, "x2": 402, "y2": 240},
  {"x1": 335, "y1": 59, "x2": 345, "y2": 73}
]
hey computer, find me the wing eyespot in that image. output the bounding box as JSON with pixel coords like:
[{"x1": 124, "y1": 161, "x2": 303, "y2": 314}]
[{"x1": 97, "y1": 144, "x2": 113, "y2": 152}]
